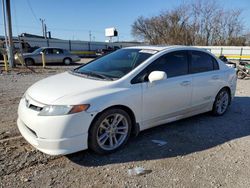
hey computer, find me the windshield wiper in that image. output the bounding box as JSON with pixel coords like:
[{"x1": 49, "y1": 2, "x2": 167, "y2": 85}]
[
  {"x1": 74, "y1": 70, "x2": 114, "y2": 80},
  {"x1": 85, "y1": 71, "x2": 113, "y2": 80}
]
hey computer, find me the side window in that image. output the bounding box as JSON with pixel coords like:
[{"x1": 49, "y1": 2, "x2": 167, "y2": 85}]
[
  {"x1": 44, "y1": 49, "x2": 53, "y2": 55},
  {"x1": 64, "y1": 50, "x2": 70, "y2": 54},
  {"x1": 146, "y1": 50, "x2": 188, "y2": 78},
  {"x1": 212, "y1": 57, "x2": 219, "y2": 70},
  {"x1": 190, "y1": 51, "x2": 216, "y2": 73},
  {"x1": 131, "y1": 51, "x2": 188, "y2": 84},
  {"x1": 53, "y1": 49, "x2": 63, "y2": 54}
]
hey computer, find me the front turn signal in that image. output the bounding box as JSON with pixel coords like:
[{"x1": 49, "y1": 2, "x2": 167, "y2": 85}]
[{"x1": 69, "y1": 104, "x2": 90, "y2": 114}]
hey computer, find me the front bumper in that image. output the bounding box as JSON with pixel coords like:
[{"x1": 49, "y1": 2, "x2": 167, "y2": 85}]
[
  {"x1": 17, "y1": 97, "x2": 95, "y2": 155},
  {"x1": 17, "y1": 118, "x2": 88, "y2": 155}
]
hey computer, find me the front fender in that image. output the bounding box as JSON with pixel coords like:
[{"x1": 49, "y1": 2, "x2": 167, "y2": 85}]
[{"x1": 90, "y1": 87, "x2": 142, "y2": 121}]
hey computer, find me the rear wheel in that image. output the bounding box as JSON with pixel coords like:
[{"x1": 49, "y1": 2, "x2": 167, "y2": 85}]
[
  {"x1": 63, "y1": 58, "x2": 72, "y2": 65},
  {"x1": 212, "y1": 88, "x2": 230, "y2": 116},
  {"x1": 89, "y1": 108, "x2": 132, "y2": 154},
  {"x1": 237, "y1": 70, "x2": 246, "y2": 79},
  {"x1": 25, "y1": 58, "x2": 34, "y2": 66}
]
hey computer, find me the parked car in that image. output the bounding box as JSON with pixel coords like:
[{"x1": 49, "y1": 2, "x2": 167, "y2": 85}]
[
  {"x1": 96, "y1": 46, "x2": 120, "y2": 56},
  {"x1": 15, "y1": 47, "x2": 80, "y2": 65},
  {"x1": 219, "y1": 55, "x2": 236, "y2": 68},
  {"x1": 17, "y1": 46, "x2": 237, "y2": 155}
]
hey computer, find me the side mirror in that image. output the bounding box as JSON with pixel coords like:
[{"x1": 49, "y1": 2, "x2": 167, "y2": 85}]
[{"x1": 148, "y1": 71, "x2": 167, "y2": 83}]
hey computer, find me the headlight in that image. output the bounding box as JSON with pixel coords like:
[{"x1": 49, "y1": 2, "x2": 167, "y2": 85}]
[{"x1": 38, "y1": 104, "x2": 90, "y2": 116}]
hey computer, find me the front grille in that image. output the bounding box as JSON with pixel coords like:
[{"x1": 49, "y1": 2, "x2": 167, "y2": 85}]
[
  {"x1": 29, "y1": 104, "x2": 43, "y2": 111},
  {"x1": 25, "y1": 97, "x2": 43, "y2": 111}
]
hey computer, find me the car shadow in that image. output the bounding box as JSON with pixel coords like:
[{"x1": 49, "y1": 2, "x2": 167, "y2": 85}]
[{"x1": 67, "y1": 96, "x2": 250, "y2": 166}]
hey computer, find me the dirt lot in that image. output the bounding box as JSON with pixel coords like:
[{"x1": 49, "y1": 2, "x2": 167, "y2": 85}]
[{"x1": 0, "y1": 62, "x2": 250, "y2": 188}]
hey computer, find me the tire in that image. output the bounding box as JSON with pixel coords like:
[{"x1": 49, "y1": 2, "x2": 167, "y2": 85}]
[
  {"x1": 89, "y1": 108, "x2": 132, "y2": 154},
  {"x1": 63, "y1": 58, "x2": 72, "y2": 65},
  {"x1": 212, "y1": 88, "x2": 230, "y2": 116},
  {"x1": 237, "y1": 70, "x2": 246, "y2": 79},
  {"x1": 25, "y1": 58, "x2": 35, "y2": 66}
]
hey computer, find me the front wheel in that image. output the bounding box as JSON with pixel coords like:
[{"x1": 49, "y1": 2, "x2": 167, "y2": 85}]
[
  {"x1": 63, "y1": 58, "x2": 72, "y2": 65},
  {"x1": 89, "y1": 108, "x2": 132, "y2": 154},
  {"x1": 212, "y1": 88, "x2": 230, "y2": 116}
]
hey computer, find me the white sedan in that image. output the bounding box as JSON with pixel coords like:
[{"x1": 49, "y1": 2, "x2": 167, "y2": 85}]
[{"x1": 17, "y1": 46, "x2": 237, "y2": 155}]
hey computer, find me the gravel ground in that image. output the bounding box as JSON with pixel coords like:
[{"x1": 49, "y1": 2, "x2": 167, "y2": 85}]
[{"x1": 0, "y1": 63, "x2": 250, "y2": 188}]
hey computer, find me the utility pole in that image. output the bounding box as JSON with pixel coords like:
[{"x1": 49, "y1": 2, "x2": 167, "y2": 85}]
[
  {"x1": 1, "y1": 0, "x2": 8, "y2": 50},
  {"x1": 5, "y1": 0, "x2": 14, "y2": 67},
  {"x1": 47, "y1": 31, "x2": 51, "y2": 39},
  {"x1": 44, "y1": 24, "x2": 47, "y2": 39},
  {"x1": 89, "y1": 30, "x2": 92, "y2": 42},
  {"x1": 40, "y1": 18, "x2": 45, "y2": 38}
]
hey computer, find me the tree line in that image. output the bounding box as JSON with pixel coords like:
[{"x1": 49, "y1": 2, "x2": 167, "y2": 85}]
[{"x1": 131, "y1": 0, "x2": 249, "y2": 46}]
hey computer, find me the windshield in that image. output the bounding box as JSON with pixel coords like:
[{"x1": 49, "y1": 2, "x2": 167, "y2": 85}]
[
  {"x1": 74, "y1": 49, "x2": 156, "y2": 80},
  {"x1": 32, "y1": 48, "x2": 43, "y2": 54}
]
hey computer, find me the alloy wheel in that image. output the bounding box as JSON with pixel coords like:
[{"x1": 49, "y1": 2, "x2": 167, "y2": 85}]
[
  {"x1": 96, "y1": 113, "x2": 129, "y2": 151},
  {"x1": 215, "y1": 90, "x2": 229, "y2": 115},
  {"x1": 64, "y1": 58, "x2": 71, "y2": 65}
]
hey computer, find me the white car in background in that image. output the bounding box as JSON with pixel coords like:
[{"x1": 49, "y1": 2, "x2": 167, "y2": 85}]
[
  {"x1": 15, "y1": 47, "x2": 80, "y2": 65},
  {"x1": 17, "y1": 46, "x2": 237, "y2": 155}
]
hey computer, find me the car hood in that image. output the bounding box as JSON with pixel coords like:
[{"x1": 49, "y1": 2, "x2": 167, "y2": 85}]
[
  {"x1": 22, "y1": 53, "x2": 35, "y2": 56},
  {"x1": 26, "y1": 71, "x2": 113, "y2": 104}
]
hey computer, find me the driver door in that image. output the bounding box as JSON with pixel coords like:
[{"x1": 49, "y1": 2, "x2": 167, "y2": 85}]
[
  {"x1": 43, "y1": 48, "x2": 54, "y2": 63},
  {"x1": 141, "y1": 50, "x2": 192, "y2": 130}
]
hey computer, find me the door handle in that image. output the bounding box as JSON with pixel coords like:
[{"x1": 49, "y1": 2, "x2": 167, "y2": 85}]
[
  {"x1": 212, "y1": 75, "x2": 219, "y2": 80},
  {"x1": 180, "y1": 81, "x2": 191, "y2": 86}
]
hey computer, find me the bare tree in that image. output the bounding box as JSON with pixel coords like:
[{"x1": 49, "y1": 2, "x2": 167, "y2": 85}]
[
  {"x1": 131, "y1": 0, "x2": 246, "y2": 46},
  {"x1": 132, "y1": 4, "x2": 193, "y2": 45},
  {"x1": 244, "y1": 32, "x2": 250, "y2": 45}
]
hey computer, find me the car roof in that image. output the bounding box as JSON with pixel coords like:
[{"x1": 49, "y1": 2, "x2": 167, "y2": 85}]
[
  {"x1": 39, "y1": 47, "x2": 65, "y2": 50},
  {"x1": 124, "y1": 45, "x2": 208, "y2": 52}
]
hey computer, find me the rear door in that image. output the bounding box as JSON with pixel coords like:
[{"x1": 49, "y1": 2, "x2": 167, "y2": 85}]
[
  {"x1": 189, "y1": 50, "x2": 221, "y2": 110},
  {"x1": 51, "y1": 48, "x2": 65, "y2": 63}
]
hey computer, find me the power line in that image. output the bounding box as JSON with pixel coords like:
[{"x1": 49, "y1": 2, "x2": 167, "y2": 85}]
[
  {"x1": 0, "y1": 23, "x2": 132, "y2": 40},
  {"x1": 0, "y1": 23, "x2": 40, "y2": 29},
  {"x1": 0, "y1": 23, "x2": 132, "y2": 36},
  {"x1": 0, "y1": 23, "x2": 97, "y2": 33},
  {"x1": 26, "y1": 0, "x2": 39, "y2": 24}
]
